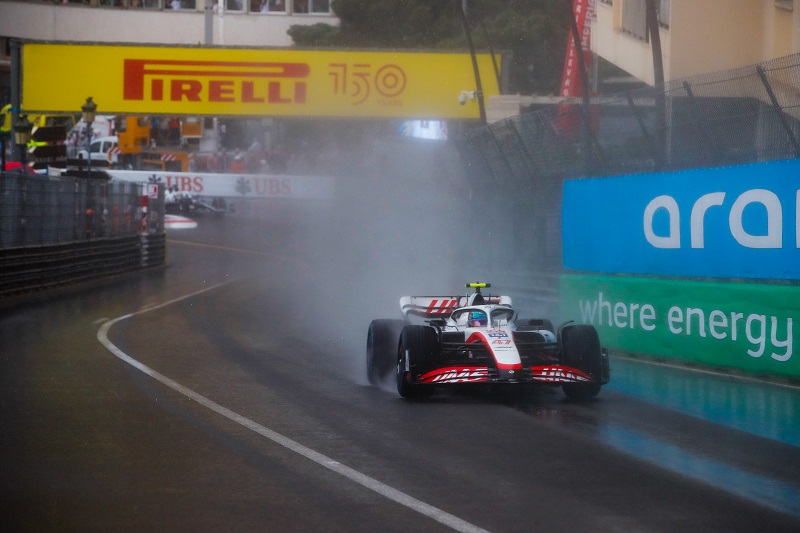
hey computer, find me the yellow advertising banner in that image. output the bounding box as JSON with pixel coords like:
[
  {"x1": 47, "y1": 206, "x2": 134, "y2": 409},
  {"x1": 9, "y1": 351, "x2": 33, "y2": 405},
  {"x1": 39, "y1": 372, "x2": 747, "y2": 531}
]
[{"x1": 22, "y1": 43, "x2": 499, "y2": 119}]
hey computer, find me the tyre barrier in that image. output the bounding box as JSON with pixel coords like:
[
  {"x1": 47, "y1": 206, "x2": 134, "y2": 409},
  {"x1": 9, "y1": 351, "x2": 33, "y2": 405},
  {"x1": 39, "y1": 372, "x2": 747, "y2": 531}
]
[{"x1": 0, "y1": 234, "x2": 166, "y2": 299}]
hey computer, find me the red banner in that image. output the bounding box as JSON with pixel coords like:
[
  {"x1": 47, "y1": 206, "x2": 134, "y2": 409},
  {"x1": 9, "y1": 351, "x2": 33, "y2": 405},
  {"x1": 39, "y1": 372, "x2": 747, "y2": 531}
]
[{"x1": 560, "y1": 0, "x2": 595, "y2": 98}]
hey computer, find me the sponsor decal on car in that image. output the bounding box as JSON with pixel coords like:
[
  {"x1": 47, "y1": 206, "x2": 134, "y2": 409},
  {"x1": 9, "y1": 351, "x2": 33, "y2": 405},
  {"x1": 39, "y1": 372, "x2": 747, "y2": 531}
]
[
  {"x1": 530, "y1": 366, "x2": 592, "y2": 383},
  {"x1": 419, "y1": 367, "x2": 489, "y2": 383},
  {"x1": 465, "y1": 331, "x2": 523, "y2": 369},
  {"x1": 425, "y1": 299, "x2": 459, "y2": 315}
]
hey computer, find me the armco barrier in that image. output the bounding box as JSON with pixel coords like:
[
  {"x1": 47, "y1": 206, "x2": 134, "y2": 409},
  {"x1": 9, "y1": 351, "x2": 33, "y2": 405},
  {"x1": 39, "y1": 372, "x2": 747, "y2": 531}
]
[{"x1": 0, "y1": 234, "x2": 166, "y2": 299}]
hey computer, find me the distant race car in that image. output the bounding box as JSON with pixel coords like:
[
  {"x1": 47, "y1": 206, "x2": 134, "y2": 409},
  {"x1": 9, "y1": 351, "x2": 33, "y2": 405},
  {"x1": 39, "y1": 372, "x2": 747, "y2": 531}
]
[
  {"x1": 164, "y1": 187, "x2": 228, "y2": 217},
  {"x1": 366, "y1": 283, "x2": 610, "y2": 400}
]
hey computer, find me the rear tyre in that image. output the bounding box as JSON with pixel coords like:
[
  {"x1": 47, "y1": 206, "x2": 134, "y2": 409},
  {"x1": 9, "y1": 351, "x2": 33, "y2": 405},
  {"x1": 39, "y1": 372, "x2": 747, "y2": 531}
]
[
  {"x1": 366, "y1": 319, "x2": 409, "y2": 386},
  {"x1": 396, "y1": 325, "x2": 437, "y2": 400},
  {"x1": 559, "y1": 324, "x2": 603, "y2": 400}
]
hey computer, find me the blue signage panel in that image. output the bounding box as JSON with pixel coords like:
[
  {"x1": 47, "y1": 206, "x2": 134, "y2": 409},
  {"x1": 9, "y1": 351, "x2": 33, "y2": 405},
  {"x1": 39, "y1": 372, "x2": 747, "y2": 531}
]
[{"x1": 562, "y1": 159, "x2": 800, "y2": 279}]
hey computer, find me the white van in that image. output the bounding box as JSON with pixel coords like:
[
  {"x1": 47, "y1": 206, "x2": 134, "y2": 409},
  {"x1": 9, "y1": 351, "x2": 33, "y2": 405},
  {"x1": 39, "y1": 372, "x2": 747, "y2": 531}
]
[{"x1": 77, "y1": 136, "x2": 118, "y2": 163}]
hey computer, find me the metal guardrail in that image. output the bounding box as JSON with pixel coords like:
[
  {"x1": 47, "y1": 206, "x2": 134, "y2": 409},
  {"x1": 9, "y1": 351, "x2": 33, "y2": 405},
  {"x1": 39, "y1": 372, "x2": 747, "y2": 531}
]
[{"x1": 0, "y1": 234, "x2": 165, "y2": 298}]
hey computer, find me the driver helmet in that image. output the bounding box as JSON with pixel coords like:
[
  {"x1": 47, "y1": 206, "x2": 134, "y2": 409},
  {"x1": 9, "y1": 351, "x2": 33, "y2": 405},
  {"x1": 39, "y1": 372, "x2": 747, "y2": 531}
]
[{"x1": 469, "y1": 311, "x2": 488, "y2": 327}]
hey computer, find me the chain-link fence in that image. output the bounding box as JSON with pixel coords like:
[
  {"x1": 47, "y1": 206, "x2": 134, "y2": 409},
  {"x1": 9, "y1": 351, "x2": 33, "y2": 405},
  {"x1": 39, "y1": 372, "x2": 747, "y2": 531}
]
[
  {"x1": 456, "y1": 52, "x2": 800, "y2": 273},
  {"x1": 0, "y1": 174, "x2": 157, "y2": 248}
]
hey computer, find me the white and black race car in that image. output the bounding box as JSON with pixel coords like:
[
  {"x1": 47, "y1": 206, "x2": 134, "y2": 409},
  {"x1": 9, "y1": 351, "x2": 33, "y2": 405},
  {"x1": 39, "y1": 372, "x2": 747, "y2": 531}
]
[{"x1": 366, "y1": 283, "x2": 610, "y2": 400}]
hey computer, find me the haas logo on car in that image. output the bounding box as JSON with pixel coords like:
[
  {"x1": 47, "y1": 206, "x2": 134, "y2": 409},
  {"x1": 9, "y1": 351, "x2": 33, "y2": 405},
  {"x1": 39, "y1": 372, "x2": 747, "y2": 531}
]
[
  {"x1": 420, "y1": 367, "x2": 488, "y2": 383},
  {"x1": 530, "y1": 366, "x2": 592, "y2": 383}
]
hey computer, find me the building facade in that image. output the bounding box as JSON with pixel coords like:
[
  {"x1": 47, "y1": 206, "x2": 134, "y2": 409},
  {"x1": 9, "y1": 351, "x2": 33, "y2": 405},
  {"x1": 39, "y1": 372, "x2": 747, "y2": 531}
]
[
  {"x1": 591, "y1": 0, "x2": 800, "y2": 84},
  {"x1": 0, "y1": 0, "x2": 336, "y2": 47}
]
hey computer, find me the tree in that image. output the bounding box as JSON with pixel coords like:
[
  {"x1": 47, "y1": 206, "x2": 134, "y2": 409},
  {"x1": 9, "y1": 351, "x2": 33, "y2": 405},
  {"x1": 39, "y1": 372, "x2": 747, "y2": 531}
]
[{"x1": 288, "y1": 0, "x2": 568, "y2": 95}]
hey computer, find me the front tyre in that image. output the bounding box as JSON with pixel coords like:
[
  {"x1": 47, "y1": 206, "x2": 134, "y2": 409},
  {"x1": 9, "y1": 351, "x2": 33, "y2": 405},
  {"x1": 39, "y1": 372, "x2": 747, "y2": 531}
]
[
  {"x1": 559, "y1": 324, "x2": 604, "y2": 400},
  {"x1": 396, "y1": 325, "x2": 437, "y2": 400},
  {"x1": 562, "y1": 382, "x2": 602, "y2": 400},
  {"x1": 366, "y1": 319, "x2": 409, "y2": 386}
]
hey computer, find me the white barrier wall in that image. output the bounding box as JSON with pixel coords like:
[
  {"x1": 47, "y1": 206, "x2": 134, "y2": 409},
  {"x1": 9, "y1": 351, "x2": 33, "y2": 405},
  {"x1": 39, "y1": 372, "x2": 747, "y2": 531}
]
[{"x1": 107, "y1": 170, "x2": 335, "y2": 200}]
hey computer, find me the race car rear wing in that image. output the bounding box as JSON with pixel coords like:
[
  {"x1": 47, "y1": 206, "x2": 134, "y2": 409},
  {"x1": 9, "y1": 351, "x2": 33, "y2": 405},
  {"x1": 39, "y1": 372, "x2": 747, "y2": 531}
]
[{"x1": 400, "y1": 294, "x2": 513, "y2": 319}]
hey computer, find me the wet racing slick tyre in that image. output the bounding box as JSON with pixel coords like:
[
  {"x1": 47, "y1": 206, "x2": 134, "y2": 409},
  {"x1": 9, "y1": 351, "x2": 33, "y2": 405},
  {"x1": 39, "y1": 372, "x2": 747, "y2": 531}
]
[
  {"x1": 396, "y1": 325, "x2": 437, "y2": 400},
  {"x1": 559, "y1": 324, "x2": 603, "y2": 401},
  {"x1": 366, "y1": 319, "x2": 409, "y2": 386}
]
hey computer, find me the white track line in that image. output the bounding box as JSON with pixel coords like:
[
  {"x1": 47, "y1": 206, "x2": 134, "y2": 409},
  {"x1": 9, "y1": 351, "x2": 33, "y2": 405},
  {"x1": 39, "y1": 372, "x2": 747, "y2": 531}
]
[{"x1": 96, "y1": 281, "x2": 489, "y2": 533}]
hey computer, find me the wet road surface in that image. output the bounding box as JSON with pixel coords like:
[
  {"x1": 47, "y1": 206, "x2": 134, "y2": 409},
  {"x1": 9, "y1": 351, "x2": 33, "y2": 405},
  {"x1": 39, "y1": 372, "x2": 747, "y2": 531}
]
[{"x1": 2, "y1": 209, "x2": 799, "y2": 532}]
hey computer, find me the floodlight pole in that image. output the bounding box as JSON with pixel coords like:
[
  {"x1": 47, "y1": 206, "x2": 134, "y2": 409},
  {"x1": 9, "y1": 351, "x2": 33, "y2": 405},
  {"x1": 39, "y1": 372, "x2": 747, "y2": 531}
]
[
  {"x1": 457, "y1": 0, "x2": 487, "y2": 125},
  {"x1": 82, "y1": 97, "x2": 97, "y2": 179},
  {"x1": 9, "y1": 39, "x2": 22, "y2": 164},
  {"x1": 205, "y1": 0, "x2": 213, "y2": 44}
]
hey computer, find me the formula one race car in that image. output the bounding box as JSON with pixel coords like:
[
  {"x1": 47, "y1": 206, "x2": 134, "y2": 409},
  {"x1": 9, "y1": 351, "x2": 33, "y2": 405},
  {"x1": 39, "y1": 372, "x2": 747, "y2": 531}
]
[{"x1": 366, "y1": 283, "x2": 610, "y2": 400}]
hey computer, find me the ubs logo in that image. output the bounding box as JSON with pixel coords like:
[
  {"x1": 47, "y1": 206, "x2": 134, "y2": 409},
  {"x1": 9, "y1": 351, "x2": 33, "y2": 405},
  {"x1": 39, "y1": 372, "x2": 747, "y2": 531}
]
[{"x1": 123, "y1": 59, "x2": 309, "y2": 104}]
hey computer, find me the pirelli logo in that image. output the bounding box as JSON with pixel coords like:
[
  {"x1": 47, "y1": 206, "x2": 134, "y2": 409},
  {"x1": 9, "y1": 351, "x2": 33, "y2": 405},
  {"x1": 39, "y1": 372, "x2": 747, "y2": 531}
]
[{"x1": 123, "y1": 59, "x2": 309, "y2": 104}]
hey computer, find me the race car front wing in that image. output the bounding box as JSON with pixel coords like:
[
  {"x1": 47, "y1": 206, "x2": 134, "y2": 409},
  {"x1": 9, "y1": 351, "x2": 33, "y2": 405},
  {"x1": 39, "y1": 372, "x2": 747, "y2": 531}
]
[{"x1": 417, "y1": 364, "x2": 596, "y2": 384}]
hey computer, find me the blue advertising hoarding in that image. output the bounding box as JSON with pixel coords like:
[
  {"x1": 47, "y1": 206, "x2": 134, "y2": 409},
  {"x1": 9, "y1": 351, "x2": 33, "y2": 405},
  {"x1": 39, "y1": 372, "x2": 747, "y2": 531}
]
[{"x1": 562, "y1": 159, "x2": 800, "y2": 280}]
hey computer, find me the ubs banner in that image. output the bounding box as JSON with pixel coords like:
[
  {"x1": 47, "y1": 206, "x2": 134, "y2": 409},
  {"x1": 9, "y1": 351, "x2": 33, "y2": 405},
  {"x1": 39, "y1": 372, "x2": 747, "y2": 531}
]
[
  {"x1": 21, "y1": 43, "x2": 499, "y2": 119},
  {"x1": 107, "y1": 170, "x2": 333, "y2": 200},
  {"x1": 560, "y1": 159, "x2": 800, "y2": 377}
]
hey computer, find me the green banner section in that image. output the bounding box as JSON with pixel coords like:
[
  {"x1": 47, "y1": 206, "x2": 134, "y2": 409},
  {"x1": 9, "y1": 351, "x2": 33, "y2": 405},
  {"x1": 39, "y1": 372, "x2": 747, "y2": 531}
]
[{"x1": 559, "y1": 274, "x2": 800, "y2": 378}]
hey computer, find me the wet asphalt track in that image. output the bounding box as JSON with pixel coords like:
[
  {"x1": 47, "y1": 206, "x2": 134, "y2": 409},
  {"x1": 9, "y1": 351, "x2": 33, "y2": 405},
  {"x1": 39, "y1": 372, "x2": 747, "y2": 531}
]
[{"x1": 2, "y1": 209, "x2": 800, "y2": 533}]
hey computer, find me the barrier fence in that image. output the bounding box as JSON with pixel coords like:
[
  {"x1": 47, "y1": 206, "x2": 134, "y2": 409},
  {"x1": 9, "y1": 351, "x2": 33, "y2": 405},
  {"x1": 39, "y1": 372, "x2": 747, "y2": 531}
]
[
  {"x1": 0, "y1": 173, "x2": 166, "y2": 298},
  {"x1": 456, "y1": 53, "x2": 800, "y2": 272},
  {"x1": 0, "y1": 174, "x2": 160, "y2": 248}
]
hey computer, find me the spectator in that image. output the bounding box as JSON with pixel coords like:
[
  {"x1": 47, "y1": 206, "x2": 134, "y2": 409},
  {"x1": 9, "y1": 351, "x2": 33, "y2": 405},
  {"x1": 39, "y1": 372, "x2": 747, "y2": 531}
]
[
  {"x1": 229, "y1": 149, "x2": 246, "y2": 173},
  {"x1": 206, "y1": 150, "x2": 220, "y2": 173},
  {"x1": 269, "y1": 144, "x2": 289, "y2": 173},
  {"x1": 218, "y1": 123, "x2": 227, "y2": 148},
  {"x1": 159, "y1": 117, "x2": 169, "y2": 145},
  {"x1": 168, "y1": 117, "x2": 180, "y2": 145},
  {"x1": 246, "y1": 138, "x2": 264, "y2": 172},
  {"x1": 149, "y1": 116, "x2": 159, "y2": 146},
  {"x1": 217, "y1": 148, "x2": 228, "y2": 171}
]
